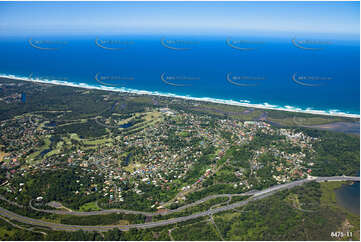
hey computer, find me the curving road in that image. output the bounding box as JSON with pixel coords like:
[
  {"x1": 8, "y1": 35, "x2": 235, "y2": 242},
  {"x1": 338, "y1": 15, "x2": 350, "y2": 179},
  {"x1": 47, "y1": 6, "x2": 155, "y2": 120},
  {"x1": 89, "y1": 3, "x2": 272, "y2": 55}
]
[
  {"x1": 29, "y1": 191, "x2": 256, "y2": 217},
  {"x1": 0, "y1": 176, "x2": 359, "y2": 232}
]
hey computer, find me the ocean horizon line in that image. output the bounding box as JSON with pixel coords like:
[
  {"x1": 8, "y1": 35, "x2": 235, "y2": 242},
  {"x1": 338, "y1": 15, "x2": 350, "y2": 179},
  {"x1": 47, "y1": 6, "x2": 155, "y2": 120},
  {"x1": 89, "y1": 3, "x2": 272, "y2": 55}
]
[{"x1": 0, "y1": 73, "x2": 359, "y2": 119}]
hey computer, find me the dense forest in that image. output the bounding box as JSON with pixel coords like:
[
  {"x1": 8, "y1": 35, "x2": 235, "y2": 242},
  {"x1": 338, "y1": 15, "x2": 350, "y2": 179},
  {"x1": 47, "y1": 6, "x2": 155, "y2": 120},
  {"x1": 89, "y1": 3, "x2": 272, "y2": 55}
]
[{"x1": 300, "y1": 128, "x2": 360, "y2": 176}]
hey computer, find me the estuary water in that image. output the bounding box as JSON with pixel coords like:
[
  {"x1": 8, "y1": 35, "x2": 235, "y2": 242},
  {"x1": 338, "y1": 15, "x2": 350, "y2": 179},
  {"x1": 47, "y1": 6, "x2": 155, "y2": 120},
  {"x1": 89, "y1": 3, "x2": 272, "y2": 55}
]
[{"x1": 335, "y1": 181, "x2": 360, "y2": 215}]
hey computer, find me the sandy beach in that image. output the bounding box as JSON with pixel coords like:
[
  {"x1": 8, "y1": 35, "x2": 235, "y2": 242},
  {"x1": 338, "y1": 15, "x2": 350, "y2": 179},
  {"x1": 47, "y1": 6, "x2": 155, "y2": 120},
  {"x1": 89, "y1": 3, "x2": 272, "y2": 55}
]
[{"x1": 1, "y1": 73, "x2": 359, "y2": 119}]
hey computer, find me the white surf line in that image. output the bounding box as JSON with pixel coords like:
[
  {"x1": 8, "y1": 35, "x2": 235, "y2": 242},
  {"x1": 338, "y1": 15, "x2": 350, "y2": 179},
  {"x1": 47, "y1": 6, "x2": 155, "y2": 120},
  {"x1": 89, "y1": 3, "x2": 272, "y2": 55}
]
[{"x1": 0, "y1": 73, "x2": 359, "y2": 119}]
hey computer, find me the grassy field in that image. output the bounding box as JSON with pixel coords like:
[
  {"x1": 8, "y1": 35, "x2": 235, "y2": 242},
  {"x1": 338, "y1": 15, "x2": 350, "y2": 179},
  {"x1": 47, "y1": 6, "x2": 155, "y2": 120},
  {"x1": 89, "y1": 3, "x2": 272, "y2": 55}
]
[
  {"x1": 44, "y1": 141, "x2": 64, "y2": 159},
  {"x1": 268, "y1": 116, "x2": 345, "y2": 126},
  {"x1": 83, "y1": 137, "x2": 112, "y2": 146},
  {"x1": 123, "y1": 111, "x2": 163, "y2": 131},
  {"x1": 26, "y1": 135, "x2": 51, "y2": 164},
  {"x1": 78, "y1": 201, "x2": 101, "y2": 212},
  {"x1": 55, "y1": 119, "x2": 87, "y2": 127},
  {"x1": 124, "y1": 162, "x2": 145, "y2": 173},
  {"x1": 69, "y1": 133, "x2": 81, "y2": 141}
]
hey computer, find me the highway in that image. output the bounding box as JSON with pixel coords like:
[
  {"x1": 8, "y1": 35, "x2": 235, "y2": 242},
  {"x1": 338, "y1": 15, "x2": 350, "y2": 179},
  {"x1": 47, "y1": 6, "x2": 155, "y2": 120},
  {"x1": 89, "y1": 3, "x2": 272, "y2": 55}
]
[
  {"x1": 0, "y1": 176, "x2": 359, "y2": 232},
  {"x1": 28, "y1": 190, "x2": 257, "y2": 216}
]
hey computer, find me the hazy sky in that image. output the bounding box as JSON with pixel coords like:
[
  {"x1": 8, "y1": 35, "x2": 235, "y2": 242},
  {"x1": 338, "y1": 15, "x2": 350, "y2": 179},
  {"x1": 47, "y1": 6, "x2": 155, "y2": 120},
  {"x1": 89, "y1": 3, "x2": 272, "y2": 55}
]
[{"x1": 0, "y1": 1, "x2": 359, "y2": 37}]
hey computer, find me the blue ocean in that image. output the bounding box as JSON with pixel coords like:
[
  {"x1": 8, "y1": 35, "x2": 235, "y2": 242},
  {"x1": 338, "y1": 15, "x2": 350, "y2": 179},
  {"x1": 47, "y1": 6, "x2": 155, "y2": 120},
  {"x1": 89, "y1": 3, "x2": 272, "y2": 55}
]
[{"x1": 0, "y1": 34, "x2": 359, "y2": 116}]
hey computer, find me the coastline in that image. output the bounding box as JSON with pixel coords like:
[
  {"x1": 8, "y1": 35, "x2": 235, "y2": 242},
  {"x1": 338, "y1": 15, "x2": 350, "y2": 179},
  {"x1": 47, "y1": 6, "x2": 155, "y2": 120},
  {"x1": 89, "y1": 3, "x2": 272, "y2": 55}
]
[{"x1": 0, "y1": 73, "x2": 359, "y2": 119}]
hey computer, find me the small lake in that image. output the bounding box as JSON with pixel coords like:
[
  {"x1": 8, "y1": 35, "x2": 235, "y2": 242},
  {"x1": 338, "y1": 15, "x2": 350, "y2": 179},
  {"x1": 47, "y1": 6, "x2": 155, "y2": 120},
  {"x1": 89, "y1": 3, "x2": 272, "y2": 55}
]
[
  {"x1": 120, "y1": 122, "x2": 133, "y2": 128},
  {"x1": 335, "y1": 181, "x2": 360, "y2": 215},
  {"x1": 40, "y1": 148, "x2": 51, "y2": 157},
  {"x1": 45, "y1": 121, "x2": 57, "y2": 127},
  {"x1": 124, "y1": 153, "x2": 132, "y2": 166}
]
